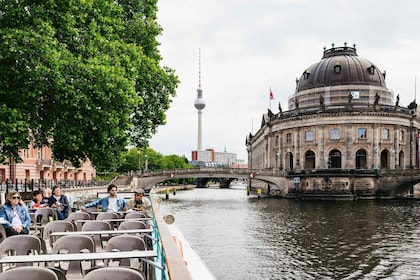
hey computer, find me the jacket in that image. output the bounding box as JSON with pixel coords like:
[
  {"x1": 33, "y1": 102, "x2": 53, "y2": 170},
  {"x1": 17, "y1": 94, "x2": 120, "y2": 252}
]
[
  {"x1": 84, "y1": 197, "x2": 126, "y2": 212},
  {"x1": 0, "y1": 204, "x2": 31, "y2": 229}
]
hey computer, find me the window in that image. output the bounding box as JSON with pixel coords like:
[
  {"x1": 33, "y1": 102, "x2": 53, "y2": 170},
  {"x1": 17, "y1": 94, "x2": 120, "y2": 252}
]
[
  {"x1": 275, "y1": 135, "x2": 279, "y2": 146},
  {"x1": 286, "y1": 133, "x2": 292, "y2": 143},
  {"x1": 23, "y1": 149, "x2": 29, "y2": 158},
  {"x1": 400, "y1": 130, "x2": 404, "y2": 141},
  {"x1": 358, "y1": 128, "x2": 367, "y2": 139},
  {"x1": 334, "y1": 65, "x2": 341, "y2": 74},
  {"x1": 305, "y1": 130, "x2": 315, "y2": 141},
  {"x1": 330, "y1": 128, "x2": 341, "y2": 140},
  {"x1": 382, "y1": 128, "x2": 389, "y2": 140},
  {"x1": 303, "y1": 70, "x2": 310, "y2": 80},
  {"x1": 367, "y1": 65, "x2": 375, "y2": 75}
]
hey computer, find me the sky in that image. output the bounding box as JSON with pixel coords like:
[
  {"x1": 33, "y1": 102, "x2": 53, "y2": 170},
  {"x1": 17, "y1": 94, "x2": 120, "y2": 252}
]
[{"x1": 149, "y1": 0, "x2": 420, "y2": 162}]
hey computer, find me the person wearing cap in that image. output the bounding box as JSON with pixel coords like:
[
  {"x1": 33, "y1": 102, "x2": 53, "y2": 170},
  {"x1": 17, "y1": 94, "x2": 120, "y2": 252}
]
[{"x1": 127, "y1": 189, "x2": 151, "y2": 211}]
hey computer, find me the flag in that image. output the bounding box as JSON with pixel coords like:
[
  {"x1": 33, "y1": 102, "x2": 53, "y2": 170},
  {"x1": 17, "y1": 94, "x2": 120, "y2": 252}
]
[{"x1": 270, "y1": 88, "x2": 274, "y2": 100}]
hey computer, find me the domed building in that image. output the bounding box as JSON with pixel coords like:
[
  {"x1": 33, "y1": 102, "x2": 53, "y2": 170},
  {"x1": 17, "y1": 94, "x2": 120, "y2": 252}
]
[{"x1": 246, "y1": 44, "x2": 419, "y2": 199}]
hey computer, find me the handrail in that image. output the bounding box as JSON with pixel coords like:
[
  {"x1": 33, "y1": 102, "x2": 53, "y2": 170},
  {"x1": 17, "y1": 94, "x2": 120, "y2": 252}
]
[{"x1": 151, "y1": 195, "x2": 193, "y2": 280}]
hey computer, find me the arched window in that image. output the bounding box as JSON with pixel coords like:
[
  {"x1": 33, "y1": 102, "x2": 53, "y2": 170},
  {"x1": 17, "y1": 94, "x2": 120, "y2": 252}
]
[
  {"x1": 334, "y1": 64, "x2": 341, "y2": 74},
  {"x1": 328, "y1": 149, "x2": 342, "y2": 168},
  {"x1": 399, "y1": 150, "x2": 404, "y2": 169},
  {"x1": 304, "y1": 150, "x2": 315, "y2": 169},
  {"x1": 356, "y1": 149, "x2": 367, "y2": 169},
  {"x1": 380, "y1": 149, "x2": 389, "y2": 169},
  {"x1": 286, "y1": 152, "x2": 294, "y2": 170}
]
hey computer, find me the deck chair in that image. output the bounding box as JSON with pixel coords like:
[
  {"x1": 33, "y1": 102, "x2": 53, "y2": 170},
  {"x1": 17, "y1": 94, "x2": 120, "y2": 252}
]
[
  {"x1": 125, "y1": 212, "x2": 148, "y2": 219},
  {"x1": 105, "y1": 235, "x2": 146, "y2": 268},
  {"x1": 67, "y1": 211, "x2": 91, "y2": 231},
  {"x1": 0, "y1": 266, "x2": 58, "y2": 280},
  {"x1": 84, "y1": 267, "x2": 145, "y2": 280},
  {"x1": 81, "y1": 220, "x2": 112, "y2": 251},
  {"x1": 43, "y1": 220, "x2": 75, "y2": 249},
  {"x1": 0, "y1": 235, "x2": 42, "y2": 271},
  {"x1": 52, "y1": 235, "x2": 95, "y2": 279}
]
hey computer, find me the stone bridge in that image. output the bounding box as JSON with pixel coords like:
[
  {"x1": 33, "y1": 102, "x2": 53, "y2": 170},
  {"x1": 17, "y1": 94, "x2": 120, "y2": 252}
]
[{"x1": 127, "y1": 167, "x2": 420, "y2": 199}]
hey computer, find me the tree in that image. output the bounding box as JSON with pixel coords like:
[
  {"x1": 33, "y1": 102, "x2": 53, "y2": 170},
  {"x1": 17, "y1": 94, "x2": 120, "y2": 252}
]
[
  {"x1": 0, "y1": 0, "x2": 178, "y2": 170},
  {"x1": 116, "y1": 147, "x2": 192, "y2": 174}
]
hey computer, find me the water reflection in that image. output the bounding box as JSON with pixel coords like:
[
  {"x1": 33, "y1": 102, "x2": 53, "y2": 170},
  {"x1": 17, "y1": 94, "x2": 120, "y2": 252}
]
[{"x1": 159, "y1": 188, "x2": 420, "y2": 280}]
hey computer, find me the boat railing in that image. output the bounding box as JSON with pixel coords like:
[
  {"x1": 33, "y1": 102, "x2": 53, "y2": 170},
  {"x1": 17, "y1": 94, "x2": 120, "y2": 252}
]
[{"x1": 151, "y1": 194, "x2": 193, "y2": 280}]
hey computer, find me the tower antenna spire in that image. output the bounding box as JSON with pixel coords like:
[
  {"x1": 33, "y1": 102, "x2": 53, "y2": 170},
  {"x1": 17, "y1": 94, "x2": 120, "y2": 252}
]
[
  {"x1": 194, "y1": 48, "x2": 206, "y2": 151},
  {"x1": 199, "y1": 48, "x2": 202, "y2": 89}
]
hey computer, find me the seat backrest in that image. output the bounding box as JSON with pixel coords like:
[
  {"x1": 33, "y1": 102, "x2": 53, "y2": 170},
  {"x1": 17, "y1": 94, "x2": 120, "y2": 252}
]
[
  {"x1": 67, "y1": 211, "x2": 91, "y2": 222},
  {"x1": 81, "y1": 220, "x2": 113, "y2": 252},
  {"x1": 0, "y1": 234, "x2": 42, "y2": 256},
  {"x1": 35, "y1": 208, "x2": 57, "y2": 224},
  {"x1": 52, "y1": 234, "x2": 95, "y2": 254},
  {"x1": 67, "y1": 211, "x2": 91, "y2": 231},
  {"x1": 96, "y1": 212, "x2": 119, "y2": 220},
  {"x1": 43, "y1": 220, "x2": 75, "y2": 248},
  {"x1": 84, "y1": 267, "x2": 145, "y2": 280},
  {"x1": 105, "y1": 235, "x2": 146, "y2": 267},
  {"x1": 52, "y1": 235, "x2": 95, "y2": 277},
  {"x1": 0, "y1": 266, "x2": 58, "y2": 280},
  {"x1": 106, "y1": 235, "x2": 146, "y2": 252},
  {"x1": 47, "y1": 267, "x2": 67, "y2": 280},
  {"x1": 81, "y1": 220, "x2": 112, "y2": 231},
  {"x1": 125, "y1": 212, "x2": 147, "y2": 219},
  {"x1": 118, "y1": 220, "x2": 148, "y2": 230}
]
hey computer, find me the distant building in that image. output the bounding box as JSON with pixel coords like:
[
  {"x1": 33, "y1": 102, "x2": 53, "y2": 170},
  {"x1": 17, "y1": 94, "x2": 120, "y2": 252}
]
[
  {"x1": 246, "y1": 44, "x2": 419, "y2": 196},
  {"x1": 0, "y1": 143, "x2": 96, "y2": 187},
  {"x1": 191, "y1": 148, "x2": 238, "y2": 167}
]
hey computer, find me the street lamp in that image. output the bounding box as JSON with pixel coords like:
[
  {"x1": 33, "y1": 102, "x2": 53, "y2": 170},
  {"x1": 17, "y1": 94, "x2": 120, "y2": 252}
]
[{"x1": 145, "y1": 154, "x2": 148, "y2": 172}]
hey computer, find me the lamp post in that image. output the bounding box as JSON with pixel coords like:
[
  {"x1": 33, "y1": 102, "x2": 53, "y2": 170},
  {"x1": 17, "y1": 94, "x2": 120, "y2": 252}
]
[{"x1": 145, "y1": 154, "x2": 148, "y2": 172}]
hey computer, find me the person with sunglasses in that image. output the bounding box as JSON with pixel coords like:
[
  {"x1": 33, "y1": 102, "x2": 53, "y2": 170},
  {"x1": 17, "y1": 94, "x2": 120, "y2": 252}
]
[
  {"x1": 127, "y1": 189, "x2": 151, "y2": 212},
  {"x1": 0, "y1": 190, "x2": 31, "y2": 237},
  {"x1": 82, "y1": 184, "x2": 126, "y2": 212}
]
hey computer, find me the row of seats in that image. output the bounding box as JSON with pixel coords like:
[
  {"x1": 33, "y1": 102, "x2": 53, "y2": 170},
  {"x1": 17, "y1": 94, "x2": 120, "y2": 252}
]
[
  {"x1": 0, "y1": 211, "x2": 152, "y2": 279},
  {"x1": 0, "y1": 266, "x2": 145, "y2": 280}
]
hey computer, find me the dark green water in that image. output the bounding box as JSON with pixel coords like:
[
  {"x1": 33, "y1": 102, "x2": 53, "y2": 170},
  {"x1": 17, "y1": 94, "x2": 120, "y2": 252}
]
[{"x1": 159, "y1": 187, "x2": 420, "y2": 280}]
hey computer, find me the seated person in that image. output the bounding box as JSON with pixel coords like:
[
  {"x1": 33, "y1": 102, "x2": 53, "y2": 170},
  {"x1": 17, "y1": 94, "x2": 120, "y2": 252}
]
[
  {"x1": 127, "y1": 189, "x2": 151, "y2": 212},
  {"x1": 0, "y1": 191, "x2": 31, "y2": 237},
  {"x1": 48, "y1": 186, "x2": 69, "y2": 220},
  {"x1": 30, "y1": 190, "x2": 48, "y2": 209},
  {"x1": 82, "y1": 184, "x2": 126, "y2": 212}
]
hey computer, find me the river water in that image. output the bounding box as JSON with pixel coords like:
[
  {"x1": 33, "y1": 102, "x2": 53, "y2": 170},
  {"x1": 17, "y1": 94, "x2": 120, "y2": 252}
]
[{"x1": 158, "y1": 187, "x2": 420, "y2": 280}]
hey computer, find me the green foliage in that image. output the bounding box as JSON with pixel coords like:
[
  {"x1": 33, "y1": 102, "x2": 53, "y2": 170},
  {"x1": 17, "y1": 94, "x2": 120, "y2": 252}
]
[
  {"x1": 0, "y1": 0, "x2": 179, "y2": 169},
  {"x1": 116, "y1": 147, "x2": 193, "y2": 173}
]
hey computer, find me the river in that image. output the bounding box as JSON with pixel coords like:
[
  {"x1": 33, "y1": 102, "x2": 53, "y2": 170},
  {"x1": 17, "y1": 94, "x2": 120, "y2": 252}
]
[{"x1": 158, "y1": 187, "x2": 420, "y2": 280}]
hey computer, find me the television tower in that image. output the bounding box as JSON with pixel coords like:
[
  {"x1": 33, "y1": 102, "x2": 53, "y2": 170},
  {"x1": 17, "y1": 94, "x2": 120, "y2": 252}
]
[{"x1": 194, "y1": 49, "x2": 206, "y2": 151}]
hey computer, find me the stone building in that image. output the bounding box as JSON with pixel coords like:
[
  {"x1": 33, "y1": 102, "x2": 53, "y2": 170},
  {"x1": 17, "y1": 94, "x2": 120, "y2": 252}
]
[
  {"x1": 246, "y1": 44, "x2": 419, "y2": 198},
  {"x1": 0, "y1": 143, "x2": 96, "y2": 188}
]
